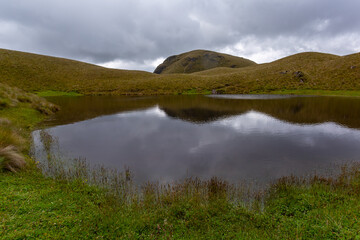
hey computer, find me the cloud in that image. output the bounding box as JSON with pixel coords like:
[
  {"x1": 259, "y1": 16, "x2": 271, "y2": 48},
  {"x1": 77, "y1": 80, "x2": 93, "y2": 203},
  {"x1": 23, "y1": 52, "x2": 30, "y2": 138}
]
[
  {"x1": 99, "y1": 57, "x2": 165, "y2": 72},
  {"x1": 218, "y1": 33, "x2": 360, "y2": 63},
  {"x1": 1, "y1": 0, "x2": 360, "y2": 71}
]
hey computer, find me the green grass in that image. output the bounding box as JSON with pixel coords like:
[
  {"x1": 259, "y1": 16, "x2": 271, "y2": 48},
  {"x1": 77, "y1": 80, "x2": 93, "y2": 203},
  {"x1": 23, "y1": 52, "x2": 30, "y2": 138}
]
[
  {"x1": 0, "y1": 82, "x2": 58, "y2": 164},
  {"x1": 2, "y1": 162, "x2": 360, "y2": 238},
  {"x1": 36, "y1": 90, "x2": 83, "y2": 97}
]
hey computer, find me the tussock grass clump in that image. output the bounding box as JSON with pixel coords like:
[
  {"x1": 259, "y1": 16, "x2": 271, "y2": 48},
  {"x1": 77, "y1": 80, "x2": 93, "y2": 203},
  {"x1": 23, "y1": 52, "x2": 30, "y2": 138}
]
[
  {"x1": 0, "y1": 128, "x2": 24, "y2": 149},
  {"x1": 0, "y1": 145, "x2": 26, "y2": 172}
]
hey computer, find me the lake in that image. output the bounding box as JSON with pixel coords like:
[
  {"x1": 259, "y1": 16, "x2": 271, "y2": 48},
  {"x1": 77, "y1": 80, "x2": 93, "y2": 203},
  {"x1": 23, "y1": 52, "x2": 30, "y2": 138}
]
[{"x1": 32, "y1": 95, "x2": 360, "y2": 183}]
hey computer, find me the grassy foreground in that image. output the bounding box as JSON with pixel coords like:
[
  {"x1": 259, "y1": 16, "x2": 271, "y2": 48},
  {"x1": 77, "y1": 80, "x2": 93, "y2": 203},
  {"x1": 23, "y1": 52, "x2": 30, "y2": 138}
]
[
  {"x1": 1, "y1": 83, "x2": 360, "y2": 238},
  {"x1": 2, "y1": 160, "x2": 360, "y2": 239}
]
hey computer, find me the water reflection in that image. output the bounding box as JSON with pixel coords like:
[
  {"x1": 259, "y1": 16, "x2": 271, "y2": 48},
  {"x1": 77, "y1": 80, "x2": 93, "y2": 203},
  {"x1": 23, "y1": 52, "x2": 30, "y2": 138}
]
[
  {"x1": 45, "y1": 95, "x2": 360, "y2": 129},
  {"x1": 33, "y1": 102, "x2": 360, "y2": 183}
]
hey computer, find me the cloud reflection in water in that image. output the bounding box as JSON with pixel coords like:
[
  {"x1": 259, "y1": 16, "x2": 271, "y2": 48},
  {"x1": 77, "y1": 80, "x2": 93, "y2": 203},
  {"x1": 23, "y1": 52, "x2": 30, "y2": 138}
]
[{"x1": 33, "y1": 107, "x2": 360, "y2": 183}]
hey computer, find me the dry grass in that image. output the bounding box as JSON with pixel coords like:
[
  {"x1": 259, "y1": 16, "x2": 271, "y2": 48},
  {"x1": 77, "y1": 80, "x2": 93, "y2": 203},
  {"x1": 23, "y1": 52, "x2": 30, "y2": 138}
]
[
  {"x1": 0, "y1": 128, "x2": 24, "y2": 148},
  {"x1": 1, "y1": 48, "x2": 359, "y2": 96},
  {"x1": 0, "y1": 145, "x2": 26, "y2": 172}
]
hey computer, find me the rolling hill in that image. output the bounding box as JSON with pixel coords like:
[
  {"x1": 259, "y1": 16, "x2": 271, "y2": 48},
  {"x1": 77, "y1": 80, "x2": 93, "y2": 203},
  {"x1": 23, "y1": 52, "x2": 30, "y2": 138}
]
[
  {"x1": 0, "y1": 48, "x2": 154, "y2": 93},
  {"x1": 154, "y1": 50, "x2": 256, "y2": 74},
  {"x1": 0, "y1": 48, "x2": 359, "y2": 96}
]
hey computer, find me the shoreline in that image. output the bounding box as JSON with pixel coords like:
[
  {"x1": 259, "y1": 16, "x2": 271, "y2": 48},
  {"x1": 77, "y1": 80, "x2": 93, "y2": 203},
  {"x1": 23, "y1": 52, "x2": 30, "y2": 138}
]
[{"x1": 33, "y1": 89, "x2": 360, "y2": 98}]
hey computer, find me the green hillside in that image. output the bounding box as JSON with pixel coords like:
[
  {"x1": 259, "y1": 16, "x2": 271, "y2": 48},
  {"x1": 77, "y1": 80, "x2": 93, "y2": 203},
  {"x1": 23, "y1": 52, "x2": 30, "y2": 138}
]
[{"x1": 154, "y1": 49, "x2": 257, "y2": 74}]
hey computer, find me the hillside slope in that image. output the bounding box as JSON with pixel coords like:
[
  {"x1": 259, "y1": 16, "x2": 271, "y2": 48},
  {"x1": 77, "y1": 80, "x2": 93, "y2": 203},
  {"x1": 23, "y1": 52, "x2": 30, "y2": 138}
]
[
  {"x1": 154, "y1": 50, "x2": 256, "y2": 74},
  {"x1": 192, "y1": 52, "x2": 360, "y2": 94},
  {"x1": 0, "y1": 49, "x2": 155, "y2": 94},
  {"x1": 0, "y1": 49, "x2": 359, "y2": 96}
]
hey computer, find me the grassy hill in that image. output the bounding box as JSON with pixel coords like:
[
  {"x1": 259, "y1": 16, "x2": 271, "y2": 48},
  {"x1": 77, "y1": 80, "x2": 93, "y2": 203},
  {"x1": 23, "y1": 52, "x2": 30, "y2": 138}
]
[
  {"x1": 153, "y1": 49, "x2": 257, "y2": 74},
  {"x1": 0, "y1": 49, "x2": 154, "y2": 94},
  {"x1": 192, "y1": 51, "x2": 360, "y2": 94},
  {"x1": 0, "y1": 48, "x2": 359, "y2": 96}
]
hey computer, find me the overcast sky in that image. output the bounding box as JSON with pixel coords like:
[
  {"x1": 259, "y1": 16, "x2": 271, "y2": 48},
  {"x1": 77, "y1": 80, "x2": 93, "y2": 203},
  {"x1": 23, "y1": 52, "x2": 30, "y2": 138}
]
[{"x1": 1, "y1": 0, "x2": 359, "y2": 72}]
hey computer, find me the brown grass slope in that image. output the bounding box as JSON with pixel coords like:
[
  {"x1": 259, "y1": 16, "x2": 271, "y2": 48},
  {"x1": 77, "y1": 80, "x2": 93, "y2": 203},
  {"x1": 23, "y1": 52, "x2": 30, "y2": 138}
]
[
  {"x1": 0, "y1": 48, "x2": 359, "y2": 95},
  {"x1": 153, "y1": 49, "x2": 257, "y2": 74},
  {"x1": 193, "y1": 52, "x2": 360, "y2": 93},
  {"x1": 0, "y1": 48, "x2": 154, "y2": 93}
]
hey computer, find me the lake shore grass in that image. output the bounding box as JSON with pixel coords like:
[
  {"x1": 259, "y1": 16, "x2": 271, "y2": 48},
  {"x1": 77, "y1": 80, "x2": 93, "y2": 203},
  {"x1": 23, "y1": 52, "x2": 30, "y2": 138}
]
[
  {"x1": 1, "y1": 82, "x2": 360, "y2": 238},
  {"x1": 2, "y1": 157, "x2": 360, "y2": 238},
  {"x1": 262, "y1": 89, "x2": 360, "y2": 97},
  {"x1": 36, "y1": 90, "x2": 83, "y2": 97}
]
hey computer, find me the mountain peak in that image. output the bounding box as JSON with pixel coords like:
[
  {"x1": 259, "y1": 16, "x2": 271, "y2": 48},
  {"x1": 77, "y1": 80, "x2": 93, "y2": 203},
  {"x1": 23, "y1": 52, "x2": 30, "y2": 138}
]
[{"x1": 154, "y1": 50, "x2": 256, "y2": 74}]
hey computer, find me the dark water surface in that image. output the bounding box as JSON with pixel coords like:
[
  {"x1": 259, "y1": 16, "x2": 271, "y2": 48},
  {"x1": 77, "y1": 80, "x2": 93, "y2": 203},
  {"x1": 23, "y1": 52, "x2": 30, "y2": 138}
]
[{"x1": 32, "y1": 95, "x2": 360, "y2": 183}]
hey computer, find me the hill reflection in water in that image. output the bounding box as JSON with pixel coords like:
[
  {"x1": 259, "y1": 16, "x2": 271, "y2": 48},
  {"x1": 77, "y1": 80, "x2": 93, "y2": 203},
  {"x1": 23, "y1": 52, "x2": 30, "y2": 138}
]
[
  {"x1": 33, "y1": 95, "x2": 360, "y2": 183},
  {"x1": 45, "y1": 95, "x2": 360, "y2": 129}
]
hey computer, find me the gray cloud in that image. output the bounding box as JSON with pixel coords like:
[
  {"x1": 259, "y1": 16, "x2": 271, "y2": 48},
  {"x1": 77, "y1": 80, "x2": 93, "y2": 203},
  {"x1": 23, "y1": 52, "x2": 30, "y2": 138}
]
[{"x1": 0, "y1": 0, "x2": 359, "y2": 71}]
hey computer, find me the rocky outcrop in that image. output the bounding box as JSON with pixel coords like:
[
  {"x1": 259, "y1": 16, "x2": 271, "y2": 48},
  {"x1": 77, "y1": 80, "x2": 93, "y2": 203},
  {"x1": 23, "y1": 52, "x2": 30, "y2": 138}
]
[{"x1": 154, "y1": 50, "x2": 256, "y2": 74}]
